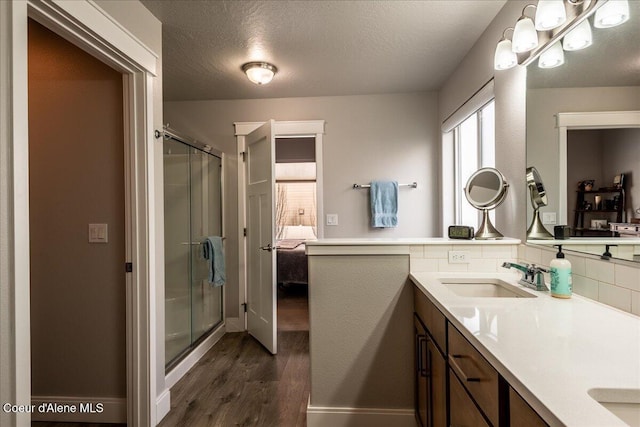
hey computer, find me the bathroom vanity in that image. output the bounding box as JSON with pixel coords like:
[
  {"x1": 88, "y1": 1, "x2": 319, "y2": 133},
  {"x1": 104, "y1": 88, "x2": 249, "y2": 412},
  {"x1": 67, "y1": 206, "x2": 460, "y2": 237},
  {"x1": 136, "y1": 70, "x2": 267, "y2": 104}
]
[{"x1": 305, "y1": 238, "x2": 640, "y2": 427}]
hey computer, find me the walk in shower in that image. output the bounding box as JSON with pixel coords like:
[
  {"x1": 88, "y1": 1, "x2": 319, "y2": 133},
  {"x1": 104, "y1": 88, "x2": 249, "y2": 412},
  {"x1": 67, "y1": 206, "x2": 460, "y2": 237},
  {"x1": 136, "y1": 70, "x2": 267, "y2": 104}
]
[{"x1": 162, "y1": 128, "x2": 224, "y2": 369}]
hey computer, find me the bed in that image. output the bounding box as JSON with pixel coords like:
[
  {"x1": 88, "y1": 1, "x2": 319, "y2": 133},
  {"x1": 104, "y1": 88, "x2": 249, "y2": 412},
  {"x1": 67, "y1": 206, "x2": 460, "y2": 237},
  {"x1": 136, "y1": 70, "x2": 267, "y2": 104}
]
[{"x1": 276, "y1": 239, "x2": 308, "y2": 285}]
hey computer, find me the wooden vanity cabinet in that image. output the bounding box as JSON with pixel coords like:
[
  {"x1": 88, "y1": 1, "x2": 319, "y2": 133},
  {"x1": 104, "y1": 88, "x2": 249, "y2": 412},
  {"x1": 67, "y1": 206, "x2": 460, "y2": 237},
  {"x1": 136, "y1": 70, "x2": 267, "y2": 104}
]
[
  {"x1": 509, "y1": 387, "x2": 549, "y2": 427},
  {"x1": 414, "y1": 289, "x2": 447, "y2": 427},
  {"x1": 448, "y1": 325, "x2": 500, "y2": 426},
  {"x1": 413, "y1": 285, "x2": 549, "y2": 427}
]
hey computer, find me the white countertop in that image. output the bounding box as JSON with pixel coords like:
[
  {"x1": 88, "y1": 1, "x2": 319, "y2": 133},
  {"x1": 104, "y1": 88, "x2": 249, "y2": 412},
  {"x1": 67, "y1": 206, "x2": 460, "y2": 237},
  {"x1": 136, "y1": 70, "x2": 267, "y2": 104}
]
[
  {"x1": 528, "y1": 238, "x2": 640, "y2": 245},
  {"x1": 410, "y1": 271, "x2": 640, "y2": 427}
]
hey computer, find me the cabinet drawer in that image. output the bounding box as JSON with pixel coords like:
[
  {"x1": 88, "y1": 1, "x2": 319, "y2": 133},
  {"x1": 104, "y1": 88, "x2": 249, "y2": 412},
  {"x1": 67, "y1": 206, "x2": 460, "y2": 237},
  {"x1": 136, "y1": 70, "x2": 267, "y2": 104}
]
[
  {"x1": 413, "y1": 286, "x2": 446, "y2": 352},
  {"x1": 509, "y1": 387, "x2": 548, "y2": 427},
  {"x1": 448, "y1": 325, "x2": 499, "y2": 426},
  {"x1": 449, "y1": 369, "x2": 490, "y2": 427}
]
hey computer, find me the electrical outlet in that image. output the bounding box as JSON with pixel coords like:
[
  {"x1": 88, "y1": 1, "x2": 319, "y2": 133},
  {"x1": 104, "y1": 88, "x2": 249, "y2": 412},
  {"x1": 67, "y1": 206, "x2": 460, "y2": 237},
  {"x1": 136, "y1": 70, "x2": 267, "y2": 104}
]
[
  {"x1": 448, "y1": 250, "x2": 470, "y2": 264},
  {"x1": 326, "y1": 214, "x2": 339, "y2": 226},
  {"x1": 542, "y1": 212, "x2": 557, "y2": 225}
]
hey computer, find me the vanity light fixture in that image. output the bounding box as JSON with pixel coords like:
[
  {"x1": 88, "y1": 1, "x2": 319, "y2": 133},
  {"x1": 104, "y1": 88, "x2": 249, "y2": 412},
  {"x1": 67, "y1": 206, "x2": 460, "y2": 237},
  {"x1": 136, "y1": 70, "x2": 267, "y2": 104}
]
[
  {"x1": 512, "y1": 5, "x2": 539, "y2": 53},
  {"x1": 538, "y1": 41, "x2": 565, "y2": 68},
  {"x1": 494, "y1": 0, "x2": 626, "y2": 71},
  {"x1": 562, "y1": 18, "x2": 593, "y2": 50},
  {"x1": 494, "y1": 28, "x2": 518, "y2": 70},
  {"x1": 535, "y1": 0, "x2": 567, "y2": 31},
  {"x1": 242, "y1": 62, "x2": 278, "y2": 85},
  {"x1": 594, "y1": 0, "x2": 630, "y2": 28}
]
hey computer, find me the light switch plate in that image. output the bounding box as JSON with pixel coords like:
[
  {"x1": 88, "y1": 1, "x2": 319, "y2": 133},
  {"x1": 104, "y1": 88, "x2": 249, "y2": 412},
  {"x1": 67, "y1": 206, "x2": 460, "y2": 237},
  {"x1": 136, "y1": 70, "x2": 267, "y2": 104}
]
[
  {"x1": 326, "y1": 214, "x2": 338, "y2": 226},
  {"x1": 88, "y1": 223, "x2": 108, "y2": 243}
]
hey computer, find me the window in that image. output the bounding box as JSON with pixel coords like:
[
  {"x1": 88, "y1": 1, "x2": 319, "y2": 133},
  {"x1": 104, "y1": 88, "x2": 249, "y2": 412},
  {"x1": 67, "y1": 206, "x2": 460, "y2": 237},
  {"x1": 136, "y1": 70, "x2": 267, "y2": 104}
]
[{"x1": 453, "y1": 99, "x2": 495, "y2": 229}]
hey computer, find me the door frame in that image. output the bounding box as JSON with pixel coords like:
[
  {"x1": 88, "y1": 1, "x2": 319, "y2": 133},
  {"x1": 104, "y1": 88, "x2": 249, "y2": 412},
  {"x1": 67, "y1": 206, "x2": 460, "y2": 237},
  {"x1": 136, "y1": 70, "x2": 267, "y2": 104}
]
[
  {"x1": 1, "y1": 1, "x2": 159, "y2": 426},
  {"x1": 234, "y1": 120, "x2": 325, "y2": 330}
]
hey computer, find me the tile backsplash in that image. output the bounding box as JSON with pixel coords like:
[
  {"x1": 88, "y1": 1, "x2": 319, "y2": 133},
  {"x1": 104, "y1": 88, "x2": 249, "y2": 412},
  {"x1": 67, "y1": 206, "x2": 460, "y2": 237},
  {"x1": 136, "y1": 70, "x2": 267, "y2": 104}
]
[
  {"x1": 409, "y1": 244, "x2": 518, "y2": 274},
  {"x1": 518, "y1": 244, "x2": 640, "y2": 316}
]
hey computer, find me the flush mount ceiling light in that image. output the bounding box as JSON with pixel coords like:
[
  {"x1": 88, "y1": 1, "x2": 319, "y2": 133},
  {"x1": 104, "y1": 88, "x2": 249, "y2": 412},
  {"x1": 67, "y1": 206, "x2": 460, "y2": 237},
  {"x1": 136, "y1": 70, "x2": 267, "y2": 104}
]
[
  {"x1": 512, "y1": 5, "x2": 539, "y2": 53},
  {"x1": 494, "y1": 28, "x2": 518, "y2": 70},
  {"x1": 535, "y1": 0, "x2": 567, "y2": 31},
  {"x1": 594, "y1": 0, "x2": 630, "y2": 28},
  {"x1": 242, "y1": 62, "x2": 278, "y2": 85},
  {"x1": 562, "y1": 18, "x2": 593, "y2": 50}
]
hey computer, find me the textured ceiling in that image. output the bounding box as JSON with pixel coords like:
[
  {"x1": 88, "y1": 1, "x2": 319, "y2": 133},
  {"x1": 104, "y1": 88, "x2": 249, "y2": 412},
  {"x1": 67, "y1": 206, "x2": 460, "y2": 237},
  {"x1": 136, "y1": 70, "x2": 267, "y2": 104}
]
[{"x1": 140, "y1": 0, "x2": 507, "y2": 101}]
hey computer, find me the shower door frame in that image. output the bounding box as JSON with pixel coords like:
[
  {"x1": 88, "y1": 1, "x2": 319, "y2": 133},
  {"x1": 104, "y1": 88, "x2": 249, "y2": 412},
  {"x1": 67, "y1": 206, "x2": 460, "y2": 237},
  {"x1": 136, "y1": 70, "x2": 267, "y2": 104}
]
[{"x1": 162, "y1": 130, "x2": 226, "y2": 372}]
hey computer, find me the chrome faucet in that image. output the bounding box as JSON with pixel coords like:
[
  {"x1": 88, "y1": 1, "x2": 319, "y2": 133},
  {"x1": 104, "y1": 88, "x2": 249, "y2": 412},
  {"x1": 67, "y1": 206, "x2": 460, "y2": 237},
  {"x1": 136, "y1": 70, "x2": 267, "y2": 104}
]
[{"x1": 501, "y1": 262, "x2": 549, "y2": 291}]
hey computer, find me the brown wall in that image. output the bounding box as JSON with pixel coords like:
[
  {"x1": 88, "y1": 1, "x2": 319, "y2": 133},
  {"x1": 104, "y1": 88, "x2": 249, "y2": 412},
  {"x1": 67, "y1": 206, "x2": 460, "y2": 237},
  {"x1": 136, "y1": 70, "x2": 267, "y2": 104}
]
[{"x1": 28, "y1": 19, "x2": 126, "y2": 399}]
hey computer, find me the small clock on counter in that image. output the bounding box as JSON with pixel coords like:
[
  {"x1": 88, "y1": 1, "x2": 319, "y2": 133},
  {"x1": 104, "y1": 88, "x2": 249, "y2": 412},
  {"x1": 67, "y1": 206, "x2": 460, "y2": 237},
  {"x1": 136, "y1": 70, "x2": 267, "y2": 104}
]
[{"x1": 448, "y1": 225, "x2": 474, "y2": 240}]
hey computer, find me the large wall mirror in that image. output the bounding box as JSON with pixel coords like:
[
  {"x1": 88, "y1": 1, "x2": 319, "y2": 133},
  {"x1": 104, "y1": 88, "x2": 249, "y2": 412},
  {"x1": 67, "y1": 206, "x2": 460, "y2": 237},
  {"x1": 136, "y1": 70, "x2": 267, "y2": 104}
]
[{"x1": 526, "y1": 0, "x2": 640, "y2": 262}]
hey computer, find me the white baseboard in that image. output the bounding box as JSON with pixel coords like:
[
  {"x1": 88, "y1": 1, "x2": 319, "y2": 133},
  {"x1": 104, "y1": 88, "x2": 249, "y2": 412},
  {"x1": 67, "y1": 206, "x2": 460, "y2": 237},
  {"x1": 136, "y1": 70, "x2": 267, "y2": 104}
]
[
  {"x1": 165, "y1": 323, "x2": 225, "y2": 390},
  {"x1": 31, "y1": 396, "x2": 126, "y2": 423},
  {"x1": 225, "y1": 316, "x2": 244, "y2": 332},
  {"x1": 307, "y1": 403, "x2": 416, "y2": 427},
  {"x1": 156, "y1": 388, "x2": 171, "y2": 423}
]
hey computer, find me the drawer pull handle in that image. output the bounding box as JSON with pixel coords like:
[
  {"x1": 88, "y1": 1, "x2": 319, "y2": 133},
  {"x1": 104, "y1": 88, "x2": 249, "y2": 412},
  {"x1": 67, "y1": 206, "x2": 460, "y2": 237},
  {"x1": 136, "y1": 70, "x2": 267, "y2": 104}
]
[{"x1": 449, "y1": 354, "x2": 480, "y2": 382}]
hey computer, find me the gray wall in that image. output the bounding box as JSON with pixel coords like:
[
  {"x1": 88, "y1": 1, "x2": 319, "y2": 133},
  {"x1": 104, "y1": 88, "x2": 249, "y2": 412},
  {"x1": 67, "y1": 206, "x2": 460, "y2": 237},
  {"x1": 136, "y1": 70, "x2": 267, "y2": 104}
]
[
  {"x1": 438, "y1": 0, "x2": 529, "y2": 240},
  {"x1": 165, "y1": 92, "x2": 439, "y2": 318},
  {"x1": 28, "y1": 19, "x2": 126, "y2": 400}
]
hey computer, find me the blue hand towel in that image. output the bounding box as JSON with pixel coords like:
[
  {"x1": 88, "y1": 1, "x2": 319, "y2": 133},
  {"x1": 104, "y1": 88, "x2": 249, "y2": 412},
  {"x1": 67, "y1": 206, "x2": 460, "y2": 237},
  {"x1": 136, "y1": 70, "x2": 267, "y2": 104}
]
[
  {"x1": 202, "y1": 236, "x2": 226, "y2": 287},
  {"x1": 370, "y1": 181, "x2": 399, "y2": 228}
]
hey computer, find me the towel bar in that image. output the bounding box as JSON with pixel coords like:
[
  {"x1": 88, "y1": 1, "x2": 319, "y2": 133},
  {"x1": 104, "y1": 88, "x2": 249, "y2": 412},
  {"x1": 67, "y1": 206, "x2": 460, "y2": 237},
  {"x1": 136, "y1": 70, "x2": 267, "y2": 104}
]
[{"x1": 353, "y1": 182, "x2": 417, "y2": 189}]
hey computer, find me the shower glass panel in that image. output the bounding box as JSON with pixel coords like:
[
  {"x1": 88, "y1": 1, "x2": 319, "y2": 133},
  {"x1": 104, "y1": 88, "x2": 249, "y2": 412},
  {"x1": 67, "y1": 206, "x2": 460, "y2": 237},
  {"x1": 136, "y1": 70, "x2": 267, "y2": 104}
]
[{"x1": 164, "y1": 139, "x2": 223, "y2": 368}]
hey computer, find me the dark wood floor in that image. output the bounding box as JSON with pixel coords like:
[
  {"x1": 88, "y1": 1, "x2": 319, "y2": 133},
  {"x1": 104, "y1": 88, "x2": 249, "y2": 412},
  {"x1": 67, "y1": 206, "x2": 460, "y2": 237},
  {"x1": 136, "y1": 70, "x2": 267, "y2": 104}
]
[
  {"x1": 33, "y1": 285, "x2": 310, "y2": 427},
  {"x1": 159, "y1": 285, "x2": 310, "y2": 427}
]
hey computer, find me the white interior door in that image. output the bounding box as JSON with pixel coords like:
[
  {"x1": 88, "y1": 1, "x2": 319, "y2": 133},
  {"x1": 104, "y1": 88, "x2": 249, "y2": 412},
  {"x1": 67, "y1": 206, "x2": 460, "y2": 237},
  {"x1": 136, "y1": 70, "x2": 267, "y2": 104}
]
[{"x1": 245, "y1": 120, "x2": 277, "y2": 354}]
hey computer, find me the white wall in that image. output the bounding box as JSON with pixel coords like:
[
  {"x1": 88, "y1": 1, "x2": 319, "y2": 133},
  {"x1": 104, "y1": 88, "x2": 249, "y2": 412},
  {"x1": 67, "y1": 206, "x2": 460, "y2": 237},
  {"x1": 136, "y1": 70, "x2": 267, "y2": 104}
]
[{"x1": 165, "y1": 92, "x2": 439, "y2": 318}]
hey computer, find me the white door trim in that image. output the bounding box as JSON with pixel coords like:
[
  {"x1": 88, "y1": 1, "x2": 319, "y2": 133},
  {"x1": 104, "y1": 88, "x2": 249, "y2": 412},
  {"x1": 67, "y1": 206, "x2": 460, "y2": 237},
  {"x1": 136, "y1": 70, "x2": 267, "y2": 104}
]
[
  {"x1": 556, "y1": 111, "x2": 640, "y2": 224},
  {"x1": 2, "y1": 1, "x2": 160, "y2": 426},
  {"x1": 234, "y1": 120, "x2": 325, "y2": 330}
]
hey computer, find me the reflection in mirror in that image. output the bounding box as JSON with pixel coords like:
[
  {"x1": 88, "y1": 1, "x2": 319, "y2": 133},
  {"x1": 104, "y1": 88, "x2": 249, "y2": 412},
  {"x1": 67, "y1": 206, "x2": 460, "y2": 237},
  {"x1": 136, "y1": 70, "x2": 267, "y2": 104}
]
[
  {"x1": 526, "y1": 0, "x2": 640, "y2": 261},
  {"x1": 465, "y1": 168, "x2": 509, "y2": 239},
  {"x1": 526, "y1": 166, "x2": 554, "y2": 239}
]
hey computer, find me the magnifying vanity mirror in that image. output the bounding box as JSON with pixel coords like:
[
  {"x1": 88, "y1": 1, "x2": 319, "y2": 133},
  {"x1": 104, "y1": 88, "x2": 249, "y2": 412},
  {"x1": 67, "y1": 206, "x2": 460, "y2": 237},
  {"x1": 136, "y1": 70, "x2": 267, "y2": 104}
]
[
  {"x1": 526, "y1": 0, "x2": 640, "y2": 262},
  {"x1": 526, "y1": 166, "x2": 554, "y2": 239},
  {"x1": 465, "y1": 167, "x2": 509, "y2": 240}
]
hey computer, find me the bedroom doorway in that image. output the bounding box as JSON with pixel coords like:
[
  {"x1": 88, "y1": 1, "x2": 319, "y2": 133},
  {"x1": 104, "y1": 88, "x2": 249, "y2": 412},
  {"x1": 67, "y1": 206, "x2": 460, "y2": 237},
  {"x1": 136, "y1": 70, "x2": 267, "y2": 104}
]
[{"x1": 275, "y1": 137, "x2": 317, "y2": 332}]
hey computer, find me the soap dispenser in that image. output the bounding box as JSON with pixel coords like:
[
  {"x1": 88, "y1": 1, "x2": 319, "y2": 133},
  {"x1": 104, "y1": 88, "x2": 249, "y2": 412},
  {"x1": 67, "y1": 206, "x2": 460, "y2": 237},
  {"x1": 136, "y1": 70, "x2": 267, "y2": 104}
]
[{"x1": 550, "y1": 245, "x2": 572, "y2": 298}]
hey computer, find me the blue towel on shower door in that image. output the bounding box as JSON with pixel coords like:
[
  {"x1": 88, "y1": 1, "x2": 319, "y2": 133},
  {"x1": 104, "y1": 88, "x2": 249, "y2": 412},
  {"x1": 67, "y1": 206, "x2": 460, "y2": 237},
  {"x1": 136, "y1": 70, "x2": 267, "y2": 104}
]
[
  {"x1": 370, "y1": 181, "x2": 399, "y2": 228},
  {"x1": 202, "y1": 236, "x2": 226, "y2": 287}
]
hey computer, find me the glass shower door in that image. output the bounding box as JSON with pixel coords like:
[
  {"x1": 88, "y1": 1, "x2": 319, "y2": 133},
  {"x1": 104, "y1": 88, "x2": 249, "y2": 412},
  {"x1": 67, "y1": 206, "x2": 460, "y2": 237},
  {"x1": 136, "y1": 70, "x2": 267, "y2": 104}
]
[
  {"x1": 190, "y1": 149, "x2": 223, "y2": 343},
  {"x1": 164, "y1": 140, "x2": 191, "y2": 363},
  {"x1": 164, "y1": 139, "x2": 224, "y2": 369}
]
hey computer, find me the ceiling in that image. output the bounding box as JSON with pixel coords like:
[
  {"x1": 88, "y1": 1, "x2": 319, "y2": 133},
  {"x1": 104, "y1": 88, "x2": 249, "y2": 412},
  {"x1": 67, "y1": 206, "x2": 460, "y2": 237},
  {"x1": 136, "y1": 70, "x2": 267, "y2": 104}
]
[{"x1": 140, "y1": 0, "x2": 507, "y2": 101}]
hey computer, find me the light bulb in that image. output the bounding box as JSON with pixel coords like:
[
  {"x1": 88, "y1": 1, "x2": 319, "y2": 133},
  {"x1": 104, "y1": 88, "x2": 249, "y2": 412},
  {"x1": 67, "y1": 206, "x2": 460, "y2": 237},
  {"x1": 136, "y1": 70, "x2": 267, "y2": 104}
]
[
  {"x1": 538, "y1": 41, "x2": 565, "y2": 68},
  {"x1": 594, "y1": 0, "x2": 630, "y2": 28},
  {"x1": 535, "y1": 0, "x2": 567, "y2": 31},
  {"x1": 563, "y1": 19, "x2": 592, "y2": 51},
  {"x1": 512, "y1": 16, "x2": 539, "y2": 53},
  {"x1": 494, "y1": 39, "x2": 518, "y2": 70}
]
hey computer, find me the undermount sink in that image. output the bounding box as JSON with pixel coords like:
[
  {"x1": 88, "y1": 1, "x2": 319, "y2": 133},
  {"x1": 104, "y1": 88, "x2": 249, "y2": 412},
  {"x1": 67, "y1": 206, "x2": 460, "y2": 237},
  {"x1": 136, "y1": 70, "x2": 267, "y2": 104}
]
[
  {"x1": 440, "y1": 278, "x2": 536, "y2": 298},
  {"x1": 589, "y1": 388, "x2": 640, "y2": 427}
]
